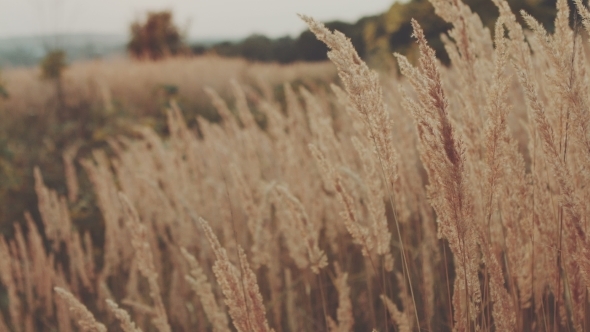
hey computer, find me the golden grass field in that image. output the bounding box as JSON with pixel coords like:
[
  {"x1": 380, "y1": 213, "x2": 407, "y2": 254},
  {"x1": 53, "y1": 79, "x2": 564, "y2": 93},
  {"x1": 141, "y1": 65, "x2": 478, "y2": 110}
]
[
  {"x1": 1, "y1": 56, "x2": 336, "y2": 117},
  {"x1": 1, "y1": 0, "x2": 590, "y2": 331}
]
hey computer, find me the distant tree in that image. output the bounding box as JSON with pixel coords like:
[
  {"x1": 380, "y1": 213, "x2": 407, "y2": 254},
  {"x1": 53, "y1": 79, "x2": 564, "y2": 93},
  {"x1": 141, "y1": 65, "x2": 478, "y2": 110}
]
[
  {"x1": 40, "y1": 50, "x2": 67, "y2": 112},
  {"x1": 296, "y1": 20, "x2": 366, "y2": 62},
  {"x1": 271, "y1": 36, "x2": 298, "y2": 63},
  {"x1": 240, "y1": 34, "x2": 274, "y2": 62},
  {"x1": 127, "y1": 11, "x2": 187, "y2": 60},
  {"x1": 295, "y1": 30, "x2": 328, "y2": 61},
  {"x1": 191, "y1": 45, "x2": 207, "y2": 55},
  {"x1": 201, "y1": 20, "x2": 367, "y2": 64},
  {"x1": 210, "y1": 41, "x2": 242, "y2": 57},
  {"x1": 208, "y1": 36, "x2": 296, "y2": 63}
]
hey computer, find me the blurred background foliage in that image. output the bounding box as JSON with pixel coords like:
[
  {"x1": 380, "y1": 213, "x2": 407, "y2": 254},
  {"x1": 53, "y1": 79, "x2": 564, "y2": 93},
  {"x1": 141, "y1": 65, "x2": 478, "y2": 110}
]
[{"x1": 193, "y1": 0, "x2": 562, "y2": 67}]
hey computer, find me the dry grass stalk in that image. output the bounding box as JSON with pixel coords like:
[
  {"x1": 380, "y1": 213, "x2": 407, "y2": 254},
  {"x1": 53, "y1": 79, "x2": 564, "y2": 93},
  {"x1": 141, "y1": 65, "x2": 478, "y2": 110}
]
[
  {"x1": 119, "y1": 193, "x2": 172, "y2": 332},
  {"x1": 514, "y1": 54, "x2": 589, "y2": 330},
  {"x1": 395, "y1": 19, "x2": 481, "y2": 330},
  {"x1": 180, "y1": 247, "x2": 231, "y2": 332},
  {"x1": 0, "y1": 312, "x2": 10, "y2": 332},
  {"x1": 350, "y1": 137, "x2": 394, "y2": 270},
  {"x1": 54, "y1": 288, "x2": 73, "y2": 332},
  {"x1": 381, "y1": 295, "x2": 411, "y2": 332},
  {"x1": 272, "y1": 194, "x2": 310, "y2": 271},
  {"x1": 199, "y1": 217, "x2": 272, "y2": 332},
  {"x1": 284, "y1": 269, "x2": 299, "y2": 332},
  {"x1": 33, "y1": 167, "x2": 71, "y2": 248},
  {"x1": 106, "y1": 299, "x2": 143, "y2": 332},
  {"x1": 63, "y1": 142, "x2": 82, "y2": 203},
  {"x1": 309, "y1": 144, "x2": 373, "y2": 257},
  {"x1": 297, "y1": 16, "x2": 399, "y2": 193},
  {"x1": 275, "y1": 185, "x2": 327, "y2": 273},
  {"x1": 474, "y1": 19, "x2": 520, "y2": 332},
  {"x1": 204, "y1": 87, "x2": 241, "y2": 135},
  {"x1": 330, "y1": 264, "x2": 354, "y2": 332},
  {"x1": 576, "y1": 0, "x2": 590, "y2": 30},
  {"x1": 53, "y1": 287, "x2": 106, "y2": 332},
  {"x1": 299, "y1": 17, "x2": 422, "y2": 331},
  {"x1": 229, "y1": 164, "x2": 271, "y2": 268},
  {"x1": 80, "y1": 152, "x2": 129, "y2": 278},
  {"x1": 0, "y1": 238, "x2": 21, "y2": 332}
]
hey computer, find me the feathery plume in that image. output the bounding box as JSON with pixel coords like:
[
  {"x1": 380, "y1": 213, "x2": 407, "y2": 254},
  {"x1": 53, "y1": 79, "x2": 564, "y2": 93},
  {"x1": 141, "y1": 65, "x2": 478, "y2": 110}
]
[
  {"x1": 54, "y1": 287, "x2": 106, "y2": 332},
  {"x1": 309, "y1": 144, "x2": 373, "y2": 256},
  {"x1": 381, "y1": 295, "x2": 411, "y2": 332},
  {"x1": 395, "y1": 19, "x2": 481, "y2": 329},
  {"x1": 298, "y1": 15, "x2": 399, "y2": 193},
  {"x1": 63, "y1": 142, "x2": 81, "y2": 203},
  {"x1": 180, "y1": 247, "x2": 231, "y2": 332},
  {"x1": 332, "y1": 264, "x2": 354, "y2": 332},
  {"x1": 275, "y1": 185, "x2": 327, "y2": 273},
  {"x1": 106, "y1": 300, "x2": 143, "y2": 332},
  {"x1": 120, "y1": 193, "x2": 172, "y2": 332},
  {"x1": 199, "y1": 217, "x2": 272, "y2": 332}
]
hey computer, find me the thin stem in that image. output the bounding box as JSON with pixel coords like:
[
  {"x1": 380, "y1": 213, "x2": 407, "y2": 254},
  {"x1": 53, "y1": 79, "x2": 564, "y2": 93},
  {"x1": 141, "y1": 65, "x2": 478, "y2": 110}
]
[
  {"x1": 317, "y1": 272, "x2": 329, "y2": 332},
  {"x1": 381, "y1": 259, "x2": 389, "y2": 332},
  {"x1": 372, "y1": 134, "x2": 420, "y2": 331},
  {"x1": 460, "y1": 236, "x2": 471, "y2": 332},
  {"x1": 220, "y1": 157, "x2": 254, "y2": 332},
  {"x1": 443, "y1": 242, "x2": 454, "y2": 331}
]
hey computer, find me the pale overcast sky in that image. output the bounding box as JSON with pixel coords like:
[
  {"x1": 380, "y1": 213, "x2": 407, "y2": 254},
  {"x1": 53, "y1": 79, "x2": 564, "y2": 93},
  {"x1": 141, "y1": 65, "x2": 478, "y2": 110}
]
[{"x1": 0, "y1": 0, "x2": 396, "y2": 39}]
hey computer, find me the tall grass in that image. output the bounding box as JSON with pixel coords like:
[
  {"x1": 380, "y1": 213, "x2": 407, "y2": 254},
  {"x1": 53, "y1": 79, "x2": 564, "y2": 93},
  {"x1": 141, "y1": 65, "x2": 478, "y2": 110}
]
[{"x1": 1, "y1": 0, "x2": 590, "y2": 331}]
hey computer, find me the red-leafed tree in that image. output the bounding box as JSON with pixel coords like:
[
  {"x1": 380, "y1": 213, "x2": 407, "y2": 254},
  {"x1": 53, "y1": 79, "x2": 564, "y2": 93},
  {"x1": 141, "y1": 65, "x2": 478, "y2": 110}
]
[{"x1": 127, "y1": 11, "x2": 187, "y2": 60}]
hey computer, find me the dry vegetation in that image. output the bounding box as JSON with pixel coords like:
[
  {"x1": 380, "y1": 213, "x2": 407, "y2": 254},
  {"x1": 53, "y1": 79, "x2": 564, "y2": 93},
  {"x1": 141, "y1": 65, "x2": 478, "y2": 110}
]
[
  {"x1": 1, "y1": 56, "x2": 336, "y2": 117},
  {"x1": 1, "y1": 0, "x2": 590, "y2": 331}
]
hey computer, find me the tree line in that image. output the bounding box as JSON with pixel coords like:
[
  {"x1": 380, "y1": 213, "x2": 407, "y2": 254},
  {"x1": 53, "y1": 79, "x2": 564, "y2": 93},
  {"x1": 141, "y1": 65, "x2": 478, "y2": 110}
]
[{"x1": 130, "y1": 0, "x2": 563, "y2": 66}]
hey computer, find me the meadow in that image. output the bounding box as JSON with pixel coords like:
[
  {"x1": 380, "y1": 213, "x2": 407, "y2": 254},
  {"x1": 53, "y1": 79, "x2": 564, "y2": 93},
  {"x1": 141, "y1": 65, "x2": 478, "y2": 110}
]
[{"x1": 0, "y1": 0, "x2": 590, "y2": 331}]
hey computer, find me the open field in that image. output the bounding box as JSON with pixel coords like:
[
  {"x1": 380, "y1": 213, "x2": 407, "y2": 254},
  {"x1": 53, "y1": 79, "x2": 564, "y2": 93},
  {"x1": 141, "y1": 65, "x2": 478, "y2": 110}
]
[
  {"x1": 1, "y1": 0, "x2": 590, "y2": 331},
  {"x1": 1, "y1": 56, "x2": 337, "y2": 117}
]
